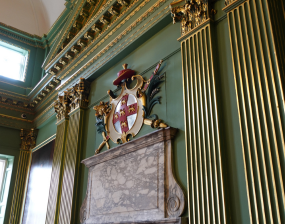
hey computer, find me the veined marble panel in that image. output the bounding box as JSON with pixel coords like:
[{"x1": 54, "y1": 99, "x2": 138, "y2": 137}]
[{"x1": 81, "y1": 128, "x2": 185, "y2": 224}]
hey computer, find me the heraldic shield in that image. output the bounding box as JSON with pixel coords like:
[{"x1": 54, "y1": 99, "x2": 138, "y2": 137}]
[
  {"x1": 93, "y1": 61, "x2": 168, "y2": 155},
  {"x1": 107, "y1": 75, "x2": 145, "y2": 144}
]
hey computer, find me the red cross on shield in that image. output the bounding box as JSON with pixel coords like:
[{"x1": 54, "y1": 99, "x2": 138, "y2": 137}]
[{"x1": 113, "y1": 94, "x2": 138, "y2": 133}]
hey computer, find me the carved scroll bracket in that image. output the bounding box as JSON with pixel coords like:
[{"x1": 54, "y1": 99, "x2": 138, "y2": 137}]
[
  {"x1": 20, "y1": 128, "x2": 38, "y2": 151},
  {"x1": 170, "y1": 0, "x2": 216, "y2": 36}
]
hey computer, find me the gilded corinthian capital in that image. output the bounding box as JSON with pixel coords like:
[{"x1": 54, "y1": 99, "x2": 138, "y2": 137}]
[
  {"x1": 68, "y1": 78, "x2": 90, "y2": 112},
  {"x1": 170, "y1": 0, "x2": 216, "y2": 36},
  {"x1": 54, "y1": 92, "x2": 71, "y2": 122},
  {"x1": 20, "y1": 128, "x2": 38, "y2": 151}
]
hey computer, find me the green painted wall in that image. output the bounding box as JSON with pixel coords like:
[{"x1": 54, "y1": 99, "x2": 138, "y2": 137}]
[
  {"x1": 36, "y1": 116, "x2": 57, "y2": 146},
  {"x1": 0, "y1": 126, "x2": 20, "y2": 224}
]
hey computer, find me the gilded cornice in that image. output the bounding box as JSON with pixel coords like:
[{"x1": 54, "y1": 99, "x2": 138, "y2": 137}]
[
  {"x1": 44, "y1": 0, "x2": 89, "y2": 68},
  {"x1": 44, "y1": 0, "x2": 122, "y2": 71},
  {"x1": 0, "y1": 26, "x2": 45, "y2": 49},
  {"x1": 0, "y1": 103, "x2": 34, "y2": 114},
  {"x1": 50, "y1": 0, "x2": 138, "y2": 79},
  {"x1": 30, "y1": 77, "x2": 60, "y2": 107},
  {"x1": 0, "y1": 117, "x2": 33, "y2": 130},
  {"x1": 0, "y1": 90, "x2": 28, "y2": 101},
  {"x1": 57, "y1": 0, "x2": 169, "y2": 91},
  {"x1": 0, "y1": 22, "x2": 42, "y2": 40},
  {"x1": 20, "y1": 128, "x2": 38, "y2": 150}
]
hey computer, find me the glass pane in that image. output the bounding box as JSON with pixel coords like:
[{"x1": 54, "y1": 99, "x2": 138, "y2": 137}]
[{"x1": 0, "y1": 43, "x2": 27, "y2": 81}]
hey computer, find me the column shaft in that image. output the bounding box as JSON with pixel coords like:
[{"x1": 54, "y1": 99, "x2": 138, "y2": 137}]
[
  {"x1": 181, "y1": 21, "x2": 227, "y2": 224},
  {"x1": 8, "y1": 151, "x2": 31, "y2": 224},
  {"x1": 45, "y1": 120, "x2": 69, "y2": 224},
  {"x1": 57, "y1": 109, "x2": 85, "y2": 224}
]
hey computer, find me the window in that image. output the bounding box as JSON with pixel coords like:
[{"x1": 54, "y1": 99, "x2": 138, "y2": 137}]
[{"x1": 0, "y1": 40, "x2": 29, "y2": 81}]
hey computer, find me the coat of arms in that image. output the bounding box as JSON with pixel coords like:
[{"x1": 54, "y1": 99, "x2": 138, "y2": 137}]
[{"x1": 93, "y1": 60, "x2": 167, "y2": 154}]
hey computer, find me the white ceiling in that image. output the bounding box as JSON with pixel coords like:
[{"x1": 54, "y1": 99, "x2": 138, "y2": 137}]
[{"x1": 0, "y1": 0, "x2": 66, "y2": 36}]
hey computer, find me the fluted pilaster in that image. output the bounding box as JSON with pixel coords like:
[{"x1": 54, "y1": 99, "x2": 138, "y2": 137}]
[
  {"x1": 9, "y1": 129, "x2": 38, "y2": 224},
  {"x1": 224, "y1": 0, "x2": 285, "y2": 223}
]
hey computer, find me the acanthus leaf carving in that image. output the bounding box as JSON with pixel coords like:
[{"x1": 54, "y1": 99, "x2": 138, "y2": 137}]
[
  {"x1": 170, "y1": 0, "x2": 216, "y2": 36},
  {"x1": 68, "y1": 78, "x2": 90, "y2": 112},
  {"x1": 20, "y1": 128, "x2": 38, "y2": 151},
  {"x1": 54, "y1": 92, "x2": 71, "y2": 122}
]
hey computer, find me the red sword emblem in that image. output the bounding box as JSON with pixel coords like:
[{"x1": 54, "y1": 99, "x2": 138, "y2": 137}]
[{"x1": 113, "y1": 94, "x2": 138, "y2": 133}]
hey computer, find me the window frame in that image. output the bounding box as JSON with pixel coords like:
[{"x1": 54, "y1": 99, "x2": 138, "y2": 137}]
[{"x1": 0, "y1": 39, "x2": 30, "y2": 82}]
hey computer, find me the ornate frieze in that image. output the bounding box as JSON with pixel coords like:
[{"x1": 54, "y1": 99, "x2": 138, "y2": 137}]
[
  {"x1": 170, "y1": 0, "x2": 216, "y2": 36},
  {"x1": 20, "y1": 128, "x2": 38, "y2": 150},
  {"x1": 0, "y1": 95, "x2": 33, "y2": 109}
]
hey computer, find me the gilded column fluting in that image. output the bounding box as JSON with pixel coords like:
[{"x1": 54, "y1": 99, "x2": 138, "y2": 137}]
[
  {"x1": 170, "y1": 1, "x2": 227, "y2": 224},
  {"x1": 9, "y1": 129, "x2": 38, "y2": 224},
  {"x1": 57, "y1": 78, "x2": 90, "y2": 224},
  {"x1": 223, "y1": 0, "x2": 285, "y2": 223},
  {"x1": 45, "y1": 92, "x2": 70, "y2": 224}
]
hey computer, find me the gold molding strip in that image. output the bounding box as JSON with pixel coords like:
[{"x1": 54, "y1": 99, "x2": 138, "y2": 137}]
[
  {"x1": 32, "y1": 134, "x2": 56, "y2": 153},
  {"x1": 227, "y1": 0, "x2": 284, "y2": 223},
  {"x1": 181, "y1": 22, "x2": 226, "y2": 223},
  {"x1": 0, "y1": 114, "x2": 33, "y2": 123},
  {"x1": 0, "y1": 80, "x2": 32, "y2": 90}
]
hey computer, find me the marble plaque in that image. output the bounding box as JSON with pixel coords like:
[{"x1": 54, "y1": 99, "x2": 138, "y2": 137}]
[{"x1": 81, "y1": 128, "x2": 185, "y2": 224}]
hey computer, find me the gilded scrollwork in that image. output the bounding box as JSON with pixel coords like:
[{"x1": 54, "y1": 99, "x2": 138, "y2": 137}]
[{"x1": 170, "y1": 0, "x2": 216, "y2": 36}]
